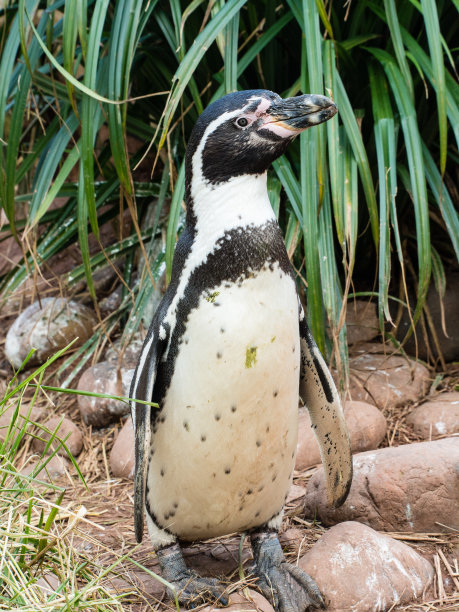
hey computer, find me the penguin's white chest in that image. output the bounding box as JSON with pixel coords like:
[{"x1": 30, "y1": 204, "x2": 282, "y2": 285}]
[{"x1": 147, "y1": 262, "x2": 300, "y2": 541}]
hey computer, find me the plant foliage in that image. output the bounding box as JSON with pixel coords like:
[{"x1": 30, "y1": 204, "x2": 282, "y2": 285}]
[{"x1": 0, "y1": 0, "x2": 458, "y2": 377}]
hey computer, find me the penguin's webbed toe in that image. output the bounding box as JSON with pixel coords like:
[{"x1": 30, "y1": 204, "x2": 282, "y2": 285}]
[
  {"x1": 251, "y1": 531, "x2": 324, "y2": 612},
  {"x1": 157, "y1": 542, "x2": 228, "y2": 608}
]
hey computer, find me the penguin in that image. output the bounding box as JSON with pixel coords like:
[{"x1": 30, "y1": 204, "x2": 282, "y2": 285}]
[{"x1": 130, "y1": 89, "x2": 352, "y2": 611}]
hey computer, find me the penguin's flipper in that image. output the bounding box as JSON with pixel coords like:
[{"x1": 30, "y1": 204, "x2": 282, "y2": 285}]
[
  {"x1": 130, "y1": 324, "x2": 167, "y2": 543},
  {"x1": 298, "y1": 306, "x2": 352, "y2": 507}
]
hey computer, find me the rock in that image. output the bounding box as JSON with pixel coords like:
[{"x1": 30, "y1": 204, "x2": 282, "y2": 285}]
[
  {"x1": 348, "y1": 347, "x2": 430, "y2": 408},
  {"x1": 22, "y1": 455, "x2": 69, "y2": 481},
  {"x1": 286, "y1": 484, "x2": 306, "y2": 504},
  {"x1": 99, "y1": 285, "x2": 122, "y2": 314},
  {"x1": 296, "y1": 401, "x2": 386, "y2": 471},
  {"x1": 0, "y1": 402, "x2": 42, "y2": 444},
  {"x1": 109, "y1": 417, "x2": 134, "y2": 479},
  {"x1": 343, "y1": 401, "x2": 387, "y2": 452},
  {"x1": 107, "y1": 569, "x2": 165, "y2": 599},
  {"x1": 304, "y1": 438, "x2": 459, "y2": 532},
  {"x1": 346, "y1": 300, "x2": 379, "y2": 346},
  {"x1": 299, "y1": 521, "x2": 434, "y2": 611},
  {"x1": 406, "y1": 391, "x2": 459, "y2": 438},
  {"x1": 31, "y1": 416, "x2": 83, "y2": 457},
  {"x1": 105, "y1": 332, "x2": 145, "y2": 369},
  {"x1": 5, "y1": 298, "x2": 96, "y2": 368},
  {"x1": 77, "y1": 361, "x2": 134, "y2": 426}
]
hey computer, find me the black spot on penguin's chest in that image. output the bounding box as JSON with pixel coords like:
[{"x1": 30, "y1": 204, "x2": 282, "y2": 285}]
[{"x1": 153, "y1": 220, "x2": 294, "y2": 405}]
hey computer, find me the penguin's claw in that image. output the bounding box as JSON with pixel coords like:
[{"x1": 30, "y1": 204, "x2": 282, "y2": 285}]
[
  {"x1": 251, "y1": 531, "x2": 324, "y2": 612},
  {"x1": 157, "y1": 543, "x2": 228, "y2": 608}
]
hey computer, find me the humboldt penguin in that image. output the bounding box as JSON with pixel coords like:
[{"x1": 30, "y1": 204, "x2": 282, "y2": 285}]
[{"x1": 130, "y1": 89, "x2": 352, "y2": 611}]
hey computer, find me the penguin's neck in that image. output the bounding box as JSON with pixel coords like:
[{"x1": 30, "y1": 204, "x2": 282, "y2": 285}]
[{"x1": 186, "y1": 172, "x2": 275, "y2": 239}]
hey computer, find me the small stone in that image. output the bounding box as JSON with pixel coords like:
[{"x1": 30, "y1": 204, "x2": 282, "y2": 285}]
[
  {"x1": 347, "y1": 348, "x2": 430, "y2": 409},
  {"x1": 296, "y1": 401, "x2": 386, "y2": 471},
  {"x1": 31, "y1": 416, "x2": 83, "y2": 457},
  {"x1": 77, "y1": 361, "x2": 134, "y2": 426},
  {"x1": 106, "y1": 569, "x2": 165, "y2": 599},
  {"x1": 22, "y1": 455, "x2": 69, "y2": 482},
  {"x1": 109, "y1": 417, "x2": 134, "y2": 479},
  {"x1": 5, "y1": 298, "x2": 96, "y2": 368},
  {"x1": 346, "y1": 300, "x2": 379, "y2": 346},
  {"x1": 406, "y1": 391, "x2": 459, "y2": 438},
  {"x1": 304, "y1": 438, "x2": 459, "y2": 532},
  {"x1": 299, "y1": 521, "x2": 434, "y2": 611},
  {"x1": 105, "y1": 332, "x2": 146, "y2": 369},
  {"x1": 0, "y1": 403, "x2": 42, "y2": 444}
]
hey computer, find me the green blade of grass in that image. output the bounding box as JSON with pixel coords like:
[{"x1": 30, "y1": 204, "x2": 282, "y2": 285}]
[
  {"x1": 370, "y1": 47, "x2": 431, "y2": 328},
  {"x1": 420, "y1": 0, "x2": 447, "y2": 174}
]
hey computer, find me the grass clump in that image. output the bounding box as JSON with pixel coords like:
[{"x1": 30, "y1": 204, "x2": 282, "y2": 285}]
[{"x1": 0, "y1": 360, "x2": 128, "y2": 611}]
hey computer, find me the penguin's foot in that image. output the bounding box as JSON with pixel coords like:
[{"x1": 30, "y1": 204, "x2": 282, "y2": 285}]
[
  {"x1": 157, "y1": 542, "x2": 228, "y2": 608},
  {"x1": 251, "y1": 531, "x2": 324, "y2": 612}
]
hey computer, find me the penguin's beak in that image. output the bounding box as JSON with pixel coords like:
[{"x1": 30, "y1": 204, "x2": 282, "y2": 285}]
[{"x1": 262, "y1": 94, "x2": 337, "y2": 136}]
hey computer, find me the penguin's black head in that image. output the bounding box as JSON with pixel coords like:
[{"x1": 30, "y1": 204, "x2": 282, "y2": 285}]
[{"x1": 186, "y1": 89, "x2": 337, "y2": 187}]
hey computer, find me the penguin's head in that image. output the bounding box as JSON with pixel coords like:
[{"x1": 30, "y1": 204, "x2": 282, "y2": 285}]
[{"x1": 186, "y1": 89, "x2": 337, "y2": 187}]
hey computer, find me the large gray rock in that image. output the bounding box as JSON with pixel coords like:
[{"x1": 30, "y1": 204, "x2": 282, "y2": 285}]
[
  {"x1": 5, "y1": 298, "x2": 96, "y2": 368},
  {"x1": 406, "y1": 391, "x2": 459, "y2": 438},
  {"x1": 296, "y1": 401, "x2": 386, "y2": 471},
  {"x1": 299, "y1": 521, "x2": 434, "y2": 611},
  {"x1": 304, "y1": 438, "x2": 459, "y2": 532}
]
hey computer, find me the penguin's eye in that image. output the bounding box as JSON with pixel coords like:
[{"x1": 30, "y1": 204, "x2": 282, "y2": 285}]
[{"x1": 235, "y1": 117, "x2": 250, "y2": 128}]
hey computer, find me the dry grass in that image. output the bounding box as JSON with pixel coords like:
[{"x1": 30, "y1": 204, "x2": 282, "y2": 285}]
[{"x1": 1, "y1": 343, "x2": 458, "y2": 611}]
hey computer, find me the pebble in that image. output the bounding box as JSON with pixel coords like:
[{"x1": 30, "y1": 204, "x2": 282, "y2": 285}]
[
  {"x1": 109, "y1": 417, "x2": 134, "y2": 479},
  {"x1": 21, "y1": 454, "x2": 69, "y2": 482},
  {"x1": 406, "y1": 391, "x2": 459, "y2": 438},
  {"x1": 77, "y1": 361, "x2": 134, "y2": 426},
  {"x1": 31, "y1": 415, "x2": 83, "y2": 457},
  {"x1": 299, "y1": 521, "x2": 434, "y2": 611},
  {"x1": 303, "y1": 438, "x2": 459, "y2": 532},
  {"x1": 346, "y1": 300, "x2": 379, "y2": 346},
  {"x1": 5, "y1": 297, "x2": 97, "y2": 368},
  {"x1": 0, "y1": 402, "x2": 42, "y2": 444},
  {"x1": 296, "y1": 400, "x2": 386, "y2": 471},
  {"x1": 347, "y1": 346, "x2": 430, "y2": 408},
  {"x1": 105, "y1": 331, "x2": 145, "y2": 369}
]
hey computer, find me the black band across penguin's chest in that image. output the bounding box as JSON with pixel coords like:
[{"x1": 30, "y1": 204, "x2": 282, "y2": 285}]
[{"x1": 153, "y1": 220, "x2": 294, "y2": 406}]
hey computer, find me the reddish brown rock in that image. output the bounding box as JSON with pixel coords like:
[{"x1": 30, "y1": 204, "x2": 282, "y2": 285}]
[
  {"x1": 406, "y1": 391, "x2": 459, "y2": 438},
  {"x1": 109, "y1": 417, "x2": 134, "y2": 479},
  {"x1": 296, "y1": 401, "x2": 386, "y2": 471},
  {"x1": 346, "y1": 300, "x2": 379, "y2": 346},
  {"x1": 299, "y1": 521, "x2": 433, "y2": 611},
  {"x1": 348, "y1": 347, "x2": 430, "y2": 408},
  {"x1": 304, "y1": 438, "x2": 459, "y2": 532},
  {"x1": 0, "y1": 403, "x2": 42, "y2": 444},
  {"x1": 77, "y1": 361, "x2": 134, "y2": 426},
  {"x1": 5, "y1": 298, "x2": 97, "y2": 368},
  {"x1": 32, "y1": 416, "x2": 83, "y2": 457}
]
